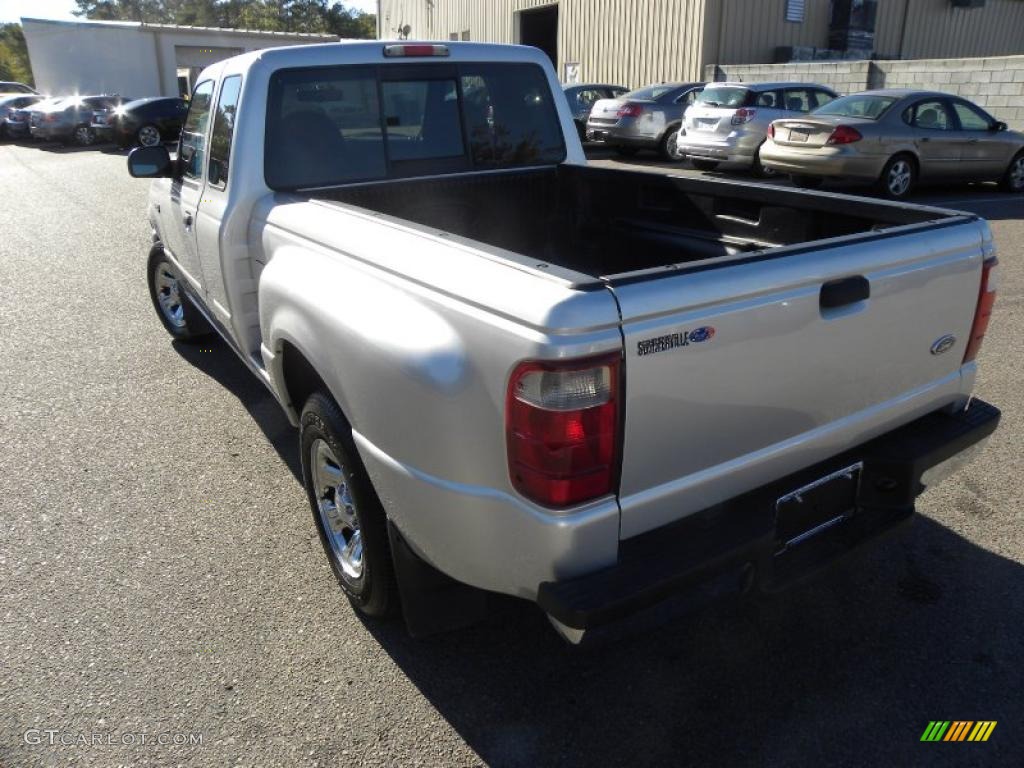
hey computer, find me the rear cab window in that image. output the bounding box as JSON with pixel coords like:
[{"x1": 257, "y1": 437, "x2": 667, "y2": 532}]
[
  {"x1": 265, "y1": 62, "x2": 565, "y2": 190},
  {"x1": 813, "y1": 94, "x2": 897, "y2": 120}
]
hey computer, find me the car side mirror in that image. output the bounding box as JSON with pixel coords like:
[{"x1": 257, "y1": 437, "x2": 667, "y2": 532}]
[
  {"x1": 991, "y1": 121, "x2": 1008, "y2": 132},
  {"x1": 127, "y1": 145, "x2": 173, "y2": 178}
]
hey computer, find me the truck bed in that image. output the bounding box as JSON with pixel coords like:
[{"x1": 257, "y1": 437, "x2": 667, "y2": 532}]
[{"x1": 314, "y1": 164, "x2": 960, "y2": 282}]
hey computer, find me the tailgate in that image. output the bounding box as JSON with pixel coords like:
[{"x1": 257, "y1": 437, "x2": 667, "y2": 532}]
[{"x1": 611, "y1": 220, "x2": 987, "y2": 539}]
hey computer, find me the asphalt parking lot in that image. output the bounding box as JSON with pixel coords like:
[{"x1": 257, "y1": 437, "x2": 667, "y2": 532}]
[{"x1": 1, "y1": 139, "x2": 1022, "y2": 768}]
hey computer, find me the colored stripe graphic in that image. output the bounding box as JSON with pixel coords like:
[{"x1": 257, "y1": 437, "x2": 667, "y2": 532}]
[{"x1": 921, "y1": 721, "x2": 996, "y2": 742}]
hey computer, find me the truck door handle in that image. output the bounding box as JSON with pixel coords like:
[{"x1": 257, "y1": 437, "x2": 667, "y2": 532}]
[
  {"x1": 183, "y1": 213, "x2": 193, "y2": 228},
  {"x1": 820, "y1": 275, "x2": 870, "y2": 309}
]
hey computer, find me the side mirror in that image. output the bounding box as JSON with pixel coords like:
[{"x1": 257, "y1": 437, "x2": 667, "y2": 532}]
[
  {"x1": 991, "y1": 121, "x2": 1008, "y2": 132},
  {"x1": 127, "y1": 145, "x2": 173, "y2": 178}
]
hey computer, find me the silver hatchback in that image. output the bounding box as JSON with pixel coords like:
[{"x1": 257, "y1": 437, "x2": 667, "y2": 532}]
[{"x1": 679, "y1": 82, "x2": 836, "y2": 176}]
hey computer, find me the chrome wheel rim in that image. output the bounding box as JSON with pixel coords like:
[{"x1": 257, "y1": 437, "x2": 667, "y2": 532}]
[
  {"x1": 154, "y1": 263, "x2": 185, "y2": 329},
  {"x1": 138, "y1": 125, "x2": 161, "y2": 147},
  {"x1": 1010, "y1": 157, "x2": 1024, "y2": 191},
  {"x1": 666, "y1": 130, "x2": 685, "y2": 160},
  {"x1": 887, "y1": 160, "x2": 912, "y2": 196},
  {"x1": 311, "y1": 439, "x2": 363, "y2": 580},
  {"x1": 74, "y1": 126, "x2": 92, "y2": 145}
]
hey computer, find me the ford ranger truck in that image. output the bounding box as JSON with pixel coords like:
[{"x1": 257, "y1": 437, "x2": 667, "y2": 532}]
[{"x1": 127, "y1": 41, "x2": 1000, "y2": 643}]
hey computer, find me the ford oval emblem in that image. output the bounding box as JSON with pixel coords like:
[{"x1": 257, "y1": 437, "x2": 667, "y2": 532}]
[
  {"x1": 930, "y1": 334, "x2": 956, "y2": 355},
  {"x1": 688, "y1": 326, "x2": 716, "y2": 343}
]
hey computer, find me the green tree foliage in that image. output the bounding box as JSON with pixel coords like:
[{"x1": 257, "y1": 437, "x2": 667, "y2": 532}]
[
  {"x1": 0, "y1": 24, "x2": 34, "y2": 86},
  {"x1": 71, "y1": 0, "x2": 376, "y2": 37}
]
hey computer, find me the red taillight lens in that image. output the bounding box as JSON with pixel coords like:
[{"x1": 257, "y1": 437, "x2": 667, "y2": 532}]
[
  {"x1": 506, "y1": 354, "x2": 621, "y2": 508},
  {"x1": 963, "y1": 257, "x2": 998, "y2": 364},
  {"x1": 731, "y1": 107, "x2": 756, "y2": 125},
  {"x1": 382, "y1": 44, "x2": 450, "y2": 57},
  {"x1": 617, "y1": 103, "x2": 643, "y2": 118},
  {"x1": 826, "y1": 125, "x2": 862, "y2": 145},
  {"x1": 767, "y1": 123, "x2": 775, "y2": 139}
]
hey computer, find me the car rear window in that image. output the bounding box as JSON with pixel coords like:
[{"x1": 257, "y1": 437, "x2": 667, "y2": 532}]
[
  {"x1": 813, "y1": 94, "x2": 897, "y2": 120},
  {"x1": 265, "y1": 63, "x2": 566, "y2": 190},
  {"x1": 695, "y1": 86, "x2": 750, "y2": 108},
  {"x1": 622, "y1": 85, "x2": 679, "y2": 101}
]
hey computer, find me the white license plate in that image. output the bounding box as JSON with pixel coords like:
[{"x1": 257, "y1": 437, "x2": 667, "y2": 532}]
[
  {"x1": 697, "y1": 119, "x2": 717, "y2": 131},
  {"x1": 789, "y1": 129, "x2": 809, "y2": 142}
]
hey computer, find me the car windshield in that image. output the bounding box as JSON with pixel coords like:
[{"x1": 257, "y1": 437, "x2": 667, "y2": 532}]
[
  {"x1": 695, "y1": 86, "x2": 749, "y2": 108},
  {"x1": 622, "y1": 85, "x2": 678, "y2": 101},
  {"x1": 813, "y1": 94, "x2": 897, "y2": 119}
]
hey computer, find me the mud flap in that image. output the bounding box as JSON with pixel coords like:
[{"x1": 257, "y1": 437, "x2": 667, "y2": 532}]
[{"x1": 387, "y1": 521, "x2": 490, "y2": 638}]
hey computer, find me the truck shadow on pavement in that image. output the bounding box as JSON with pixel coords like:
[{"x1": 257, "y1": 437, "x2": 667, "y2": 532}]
[
  {"x1": 360, "y1": 516, "x2": 1023, "y2": 768},
  {"x1": 172, "y1": 337, "x2": 302, "y2": 482},
  {"x1": 171, "y1": 329, "x2": 1022, "y2": 768}
]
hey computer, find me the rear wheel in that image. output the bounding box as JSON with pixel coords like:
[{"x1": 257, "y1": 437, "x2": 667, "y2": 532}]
[
  {"x1": 999, "y1": 152, "x2": 1024, "y2": 193},
  {"x1": 146, "y1": 246, "x2": 210, "y2": 340},
  {"x1": 136, "y1": 124, "x2": 161, "y2": 148},
  {"x1": 72, "y1": 124, "x2": 95, "y2": 147},
  {"x1": 877, "y1": 154, "x2": 916, "y2": 200},
  {"x1": 691, "y1": 159, "x2": 720, "y2": 172},
  {"x1": 300, "y1": 392, "x2": 398, "y2": 619},
  {"x1": 791, "y1": 174, "x2": 824, "y2": 189},
  {"x1": 660, "y1": 125, "x2": 685, "y2": 162}
]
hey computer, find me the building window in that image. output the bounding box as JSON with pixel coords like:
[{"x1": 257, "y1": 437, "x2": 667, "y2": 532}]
[
  {"x1": 785, "y1": 0, "x2": 805, "y2": 23},
  {"x1": 449, "y1": 32, "x2": 459, "y2": 41},
  {"x1": 461, "y1": 30, "x2": 471, "y2": 41}
]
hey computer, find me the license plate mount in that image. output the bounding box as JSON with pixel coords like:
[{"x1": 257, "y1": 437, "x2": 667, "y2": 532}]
[
  {"x1": 774, "y1": 462, "x2": 862, "y2": 554},
  {"x1": 789, "y1": 128, "x2": 809, "y2": 142}
]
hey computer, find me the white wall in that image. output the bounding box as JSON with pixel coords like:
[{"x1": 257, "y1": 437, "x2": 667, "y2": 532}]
[{"x1": 22, "y1": 19, "x2": 161, "y2": 97}]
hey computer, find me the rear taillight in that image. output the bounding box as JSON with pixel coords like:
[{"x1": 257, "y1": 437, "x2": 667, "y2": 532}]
[
  {"x1": 963, "y1": 257, "x2": 998, "y2": 364},
  {"x1": 506, "y1": 354, "x2": 621, "y2": 508},
  {"x1": 44, "y1": 113, "x2": 57, "y2": 123},
  {"x1": 767, "y1": 123, "x2": 776, "y2": 139},
  {"x1": 826, "y1": 125, "x2": 862, "y2": 145},
  {"x1": 617, "y1": 103, "x2": 643, "y2": 118},
  {"x1": 731, "y1": 107, "x2": 756, "y2": 125}
]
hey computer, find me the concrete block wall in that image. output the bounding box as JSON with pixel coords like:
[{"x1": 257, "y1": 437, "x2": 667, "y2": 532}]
[{"x1": 706, "y1": 55, "x2": 1024, "y2": 130}]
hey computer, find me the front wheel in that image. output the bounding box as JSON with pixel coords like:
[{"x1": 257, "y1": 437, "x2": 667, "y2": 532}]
[
  {"x1": 136, "y1": 124, "x2": 162, "y2": 148},
  {"x1": 301, "y1": 392, "x2": 398, "y2": 618},
  {"x1": 146, "y1": 246, "x2": 210, "y2": 340},
  {"x1": 691, "y1": 159, "x2": 720, "y2": 172},
  {"x1": 72, "y1": 124, "x2": 95, "y2": 146},
  {"x1": 999, "y1": 152, "x2": 1024, "y2": 193},
  {"x1": 660, "y1": 125, "x2": 685, "y2": 162},
  {"x1": 877, "y1": 154, "x2": 916, "y2": 200}
]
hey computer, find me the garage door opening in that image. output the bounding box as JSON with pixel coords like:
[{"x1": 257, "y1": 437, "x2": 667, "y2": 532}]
[{"x1": 518, "y1": 4, "x2": 558, "y2": 66}]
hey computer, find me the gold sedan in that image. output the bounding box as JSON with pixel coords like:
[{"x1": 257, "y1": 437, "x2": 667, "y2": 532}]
[{"x1": 760, "y1": 89, "x2": 1024, "y2": 199}]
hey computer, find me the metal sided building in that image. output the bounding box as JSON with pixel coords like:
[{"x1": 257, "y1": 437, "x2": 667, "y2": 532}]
[
  {"x1": 375, "y1": 0, "x2": 1024, "y2": 86},
  {"x1": 21, "y1": 17, "x2": 337, "y2": 99}
]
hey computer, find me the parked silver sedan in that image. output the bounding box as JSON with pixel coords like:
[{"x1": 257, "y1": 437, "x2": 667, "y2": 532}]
[
  {"x1": 761, "y1": 89, "x2": 1024, "y2": 198},
  {"x1": 678, "y1": 81, "x2": 836, "y2": 176},
  {"x1": 586, "y1": 82, "x2": 704, "y2": 160}
]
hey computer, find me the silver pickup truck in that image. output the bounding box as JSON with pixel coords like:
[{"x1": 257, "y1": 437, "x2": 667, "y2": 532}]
[{"x1": 127, "y1": 41, "x2": 1000, "y2": 643}]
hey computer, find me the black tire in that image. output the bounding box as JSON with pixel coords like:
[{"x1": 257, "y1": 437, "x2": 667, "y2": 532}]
[
  {"x1": 876, "y1": 153, "x2": 917, "y2": 200},
  {"x1": 691, "y1": 159, "x2": 720, "y2": 172},
  {"x1": 998, "y1": 151, "x2": 1024, "y2": 193},
  {"x1": 660, "y1": 124, "x2": 685, "y2": 162},
  {"x1": 72, "y1": 124, "x2": 95, "y2": 147},
  {"x1": 136, "y1": 123, "x2": 162, "y2": 148},
  {"x1": 300, "y1": 391, "x2": 398, "y2": 619},
  {"x1": 791, "y1": 174, "x2": 824, "y2": 189},
  {"x1": 614, "y1": 146, "x2": 638, "y2": 157},
  {"x1": 146, "y1": 245, "x2": 211, "y2": 340},
  {"x1": 752, "y1": 143, "x2": 777, "y2": 178}
]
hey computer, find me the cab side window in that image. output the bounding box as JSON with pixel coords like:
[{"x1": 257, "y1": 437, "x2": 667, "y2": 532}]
[
  {"x1": 675, "y1": 89, "x2": 699, "y2": 107},
  {"x1": 952, "y1": 100, "x2": 992, "y2": 131},
  {"x1": 208, "y1": 75, "x2": 242, "y2": 188},
  {"x1": 575, "y1": 88, "x2": 605, "y2": 108},
  {"x1": 755, "y1": 90, "x2": 781, "y2": 109},
  {"x1": 181, "y1": 80, "x2": 214, "y2": 180}
]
